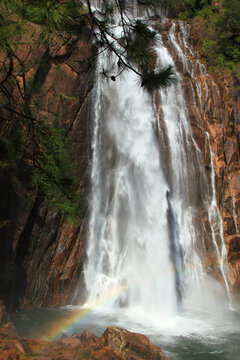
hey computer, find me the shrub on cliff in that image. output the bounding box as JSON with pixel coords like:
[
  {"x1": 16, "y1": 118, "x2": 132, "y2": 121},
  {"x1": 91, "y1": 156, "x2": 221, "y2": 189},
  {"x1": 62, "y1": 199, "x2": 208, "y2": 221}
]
[
  {"x1": 162, "y1": 0, "x2": 212, "y2": 19},
  {"x1": 165, "y1": 0, "x2": 240, "y2": 69}
]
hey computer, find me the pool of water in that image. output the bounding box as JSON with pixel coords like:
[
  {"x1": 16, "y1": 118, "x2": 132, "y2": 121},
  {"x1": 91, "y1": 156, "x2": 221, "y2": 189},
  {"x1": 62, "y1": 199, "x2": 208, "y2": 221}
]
[{"x1": 11, "y1": 300, "x2": 240, "y2": 360}]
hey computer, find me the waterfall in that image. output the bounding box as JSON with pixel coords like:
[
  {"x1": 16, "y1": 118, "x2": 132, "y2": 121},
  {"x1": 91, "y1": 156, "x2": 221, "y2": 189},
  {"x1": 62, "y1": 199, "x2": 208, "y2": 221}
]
[
  {"x1": 82, "y1": 10, "x2": 230, "y2": 323},
  {"x1": 84, "y1": 51, "x2": 177, "y2": 320},
  {"x1": 206, "y1": 132, "x2": 231, "y2": 305},
  {"x1": 166, "y1": 20, "x2": 232, "y2": 307}
]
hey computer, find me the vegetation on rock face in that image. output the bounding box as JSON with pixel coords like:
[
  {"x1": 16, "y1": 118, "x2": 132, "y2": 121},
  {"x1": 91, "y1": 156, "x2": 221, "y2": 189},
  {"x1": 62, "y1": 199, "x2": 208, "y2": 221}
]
[
  {"x1": 162, "y1": 0, "x2": 212, "y2": 19},
  {"x1": 166, "y1": 0, "x2": 240, "y2": 71},
  {"x1": 0, "y1": 0, "x2": 176, "y2": 221},
  {"x1": 193, "y1": 0, "x2": 240, "y2": 70}
]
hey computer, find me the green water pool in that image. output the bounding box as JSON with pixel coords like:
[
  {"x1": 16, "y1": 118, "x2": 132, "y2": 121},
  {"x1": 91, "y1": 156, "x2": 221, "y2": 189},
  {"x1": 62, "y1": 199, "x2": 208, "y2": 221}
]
[{"x1": 10, "y1": 305, "x2": 240, "y2": 360}]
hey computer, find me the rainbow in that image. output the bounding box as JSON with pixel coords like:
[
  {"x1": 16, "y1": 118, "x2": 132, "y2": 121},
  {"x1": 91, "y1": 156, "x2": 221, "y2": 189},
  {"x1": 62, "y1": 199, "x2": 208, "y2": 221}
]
[
  {"x1": 34, "y1": 260, "x2": 225, "y2": 355},
  {"x1": 33, "y1": 282, "x2": 128, "y2": 357}
]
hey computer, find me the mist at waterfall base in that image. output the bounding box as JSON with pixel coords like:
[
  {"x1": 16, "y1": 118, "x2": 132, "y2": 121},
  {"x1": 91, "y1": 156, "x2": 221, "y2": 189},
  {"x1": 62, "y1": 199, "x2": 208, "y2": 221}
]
[
  {"x1": 11, "y1": 8, "x2": 240, "y2": 360},
  {"x1": 11, "y1": 300, "x2": 240, "y2": 359}
]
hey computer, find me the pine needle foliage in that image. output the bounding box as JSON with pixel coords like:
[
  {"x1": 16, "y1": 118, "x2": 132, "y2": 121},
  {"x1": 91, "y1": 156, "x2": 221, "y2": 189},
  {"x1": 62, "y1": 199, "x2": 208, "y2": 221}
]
[
  {"x1": 124, "y1": 20, "x2": 158, "y2": 71},
  {"x1": 140, "y1": 65, "x2": 176, "y2": 92},
  {"x1": 0, "y1": 110, "x2": 85, "y2": 221},
  {"x1": 31, "y1": 124, "x2": 86, "y2": 221},
  {"x1": 84, "y1": 0, "x2": 176, "y2": 89},
  {"x1": 0, "y1": 0, "x2": 177, "y2": 221}
]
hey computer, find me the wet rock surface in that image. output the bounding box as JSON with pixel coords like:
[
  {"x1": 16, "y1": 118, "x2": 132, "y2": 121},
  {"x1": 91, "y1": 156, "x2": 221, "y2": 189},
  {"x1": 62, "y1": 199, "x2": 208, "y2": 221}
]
[
  {"x1": 160, "y1": 19, "x2": 240, "y2": 291},
  {"x1": 0, "y1": 24, "x2": 95, "y2": 310},
  {"x1": 0, "y1": 319, "x2": 170, "y2": 360}
]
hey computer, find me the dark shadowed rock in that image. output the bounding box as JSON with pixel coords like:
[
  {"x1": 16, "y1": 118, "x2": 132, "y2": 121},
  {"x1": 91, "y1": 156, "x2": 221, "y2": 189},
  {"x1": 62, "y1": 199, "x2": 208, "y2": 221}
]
[
  {"x1": 0, "y1": 300, "x2": 10, "y2": 324},
  {"x1": 0, "y1": 22, "x2": 94, "y2": 311},
  {"x1": 0, "y1": 301, "x2": 18, "y2": 338}
]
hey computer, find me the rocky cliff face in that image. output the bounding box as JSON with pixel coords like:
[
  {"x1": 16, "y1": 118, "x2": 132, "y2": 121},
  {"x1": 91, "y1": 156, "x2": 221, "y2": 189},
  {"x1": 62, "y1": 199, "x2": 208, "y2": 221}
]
[
  {"x1": 0, "y1": 24, "x2": 95, "y2": 310},
  {"x1": 160, "y1": 19, "x2": 240, "y2": 291},
  {"x1": 1, "y1": 16, "x2": 240, "y2": 313}
]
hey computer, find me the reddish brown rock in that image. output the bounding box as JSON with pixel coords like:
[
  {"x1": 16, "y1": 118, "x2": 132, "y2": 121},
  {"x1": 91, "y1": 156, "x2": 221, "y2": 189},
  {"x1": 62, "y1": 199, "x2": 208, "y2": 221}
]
[
  {"x1": 0, "y1": 300, "x2": 10, "y2": 325},
  {"x1": 13, "y1": 338, "x2": 32, "y2": 356},
  {"x1": 0, "y1": 322, "x2": 18, "y2": 338},
  {"x1": 79, "y1": 329, "x2": 101, "y2": 350},
  {"x1": 0, "y1": 325, "x2": 170, "y2": 360},
  {"x1": 224, "y1": 139, "x2": 238, "y2": 170},
  {"x1": 156, "y1": 18, "x2": 240, "y2": 292},
  {"x1": 101, "y1": 327, "x2": 166, "y2": 360},
  {"x1": 61, "y1": 337, "x2": 82, "y2": 349},
  {"x1": 0, "y1": 301, "x2": 18, "y2": 338},
  {"x1": 0, "y1": 21, "x2": 94, "y2": 310},
  {"x1": 230, "y1": 173, "x2": 240, "y2": 191},
  {"x1": 92, "y1": 348, "x2": 122, "y2": 360}
]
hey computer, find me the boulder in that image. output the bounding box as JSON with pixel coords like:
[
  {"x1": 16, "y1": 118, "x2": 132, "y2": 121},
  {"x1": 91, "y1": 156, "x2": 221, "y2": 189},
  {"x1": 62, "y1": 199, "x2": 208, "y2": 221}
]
[
  {"x1": 0, "y1": 323, "x2": 171, "y2": 360},
  {"x1": 100, "y1": 327, "x2": 166, "y2": 360},
  {"x1": 0, "y1": 300, "x2": 10, "y2": 324}
]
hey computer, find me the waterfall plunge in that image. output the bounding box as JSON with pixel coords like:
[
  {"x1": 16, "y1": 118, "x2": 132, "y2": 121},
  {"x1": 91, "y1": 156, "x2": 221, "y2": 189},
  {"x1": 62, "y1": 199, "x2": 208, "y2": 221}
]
[
  {"x1": 82, "y1": 14, "x2": 230, "y2": 326},
  {"x1": 85, "y1": 55, "x2": 177, "y2": 320}
]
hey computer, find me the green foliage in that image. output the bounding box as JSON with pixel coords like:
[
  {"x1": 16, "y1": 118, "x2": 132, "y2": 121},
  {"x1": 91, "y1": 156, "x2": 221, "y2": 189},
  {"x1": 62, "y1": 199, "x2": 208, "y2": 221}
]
[
  {"x1": 31, "y1": 124, "x2": 86, "y2": 221},
  {"x1": 200, "y1": 0, "x2": 240, "y2": 68},
  {"x1": 216, "y1": 0, "x2": 240, "y2": 64},
  {"x1": 0, "y1": 0, "x2": 176, "y2": 89},
  {"x1": 0, "y1": 3, "x2": 25, "y2": 53},
  {"x1": 59, "y1": 94, "x2": 79, "y2": 101},
  {"x1": 162, "y1": 0, "x2": 212, "y2": 18},
  {"x1": 1, "y1": 0, "x2": 87, "y2": 40},
  {"x1": 0, "y1": 115, "x2": 85, "y2": 221},
  {"x1": 0, "y1": 1, "x2": 89, "y2": 221},
  {"x1": 0, "y1": 0, "x2": 179, "y2": 221},
  {"x1": 202, "y1": 39, "x2": 219, "y2": 65},
  {"x1": 84, "y1": 0, "x2": 176, "y2": 89},
  {"x1": 124, "y1": 20, "x2": 158, "y2": 71},
  {"x1": 140, "y1": 65, "x2": 176, "y2": 92},
  {"x1": 166, "y1": 0, "x2": 240, "y2": 70}
]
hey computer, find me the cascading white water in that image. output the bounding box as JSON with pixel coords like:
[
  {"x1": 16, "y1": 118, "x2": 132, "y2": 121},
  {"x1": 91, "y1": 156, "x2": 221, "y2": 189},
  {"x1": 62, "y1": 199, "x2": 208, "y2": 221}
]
[
  {"x1": 206, "y1": 132, "x2": 231, "y2": 303},
  {"x1": 84, "y1": 50, "x2": 177, "y2": 320},
  {"x1": 154, "y1": 39, "x2": 216, "y2": 312},
  {"x1": 167, "y1": 20, "x2": 233, "y2": 305},
  {"x1": 82, "y1": 8, "x2": 230, "y2": 325}
]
